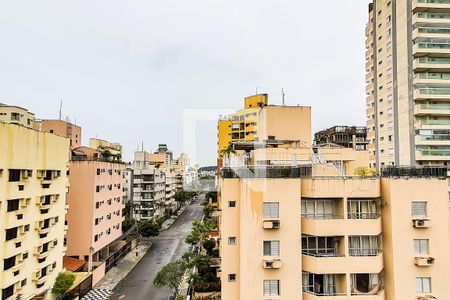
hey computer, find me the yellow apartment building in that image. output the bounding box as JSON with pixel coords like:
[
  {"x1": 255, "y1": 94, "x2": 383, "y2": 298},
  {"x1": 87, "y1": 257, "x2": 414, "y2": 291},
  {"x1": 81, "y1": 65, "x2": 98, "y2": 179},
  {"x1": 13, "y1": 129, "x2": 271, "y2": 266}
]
[
  {"x1": 366, "y1": 0, "x2": 450, "y2": 170},
  {"x1": 217, "y1": 94, "x2": 312, "y2": 157},
  {"x1": 218, "y1": 95, "x2": 450, "y2": 299},
  {"x1": 0, "y1": 105, "x2": 70, "y2": 300}
]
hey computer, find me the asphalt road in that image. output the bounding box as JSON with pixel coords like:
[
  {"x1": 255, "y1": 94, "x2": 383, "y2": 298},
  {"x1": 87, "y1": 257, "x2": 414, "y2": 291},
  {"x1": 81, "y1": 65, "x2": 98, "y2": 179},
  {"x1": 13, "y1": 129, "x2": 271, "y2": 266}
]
[{"x1": 109, "y1": 197, "x2": 204, "y2": 300}]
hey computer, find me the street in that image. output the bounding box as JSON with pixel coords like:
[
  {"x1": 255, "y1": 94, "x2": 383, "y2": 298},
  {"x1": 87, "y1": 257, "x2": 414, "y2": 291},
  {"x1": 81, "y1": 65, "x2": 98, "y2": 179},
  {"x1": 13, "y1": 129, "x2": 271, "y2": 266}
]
[{"x1": 109, "y1": 197, "x2": 204, "y2": 300}]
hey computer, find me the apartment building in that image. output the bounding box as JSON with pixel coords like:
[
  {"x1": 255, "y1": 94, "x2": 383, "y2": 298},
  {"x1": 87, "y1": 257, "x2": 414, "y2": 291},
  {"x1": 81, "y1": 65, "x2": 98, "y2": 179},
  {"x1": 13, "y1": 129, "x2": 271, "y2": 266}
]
[
  {"x1": 217, "y1": 94, "x2": 311, "y2": 157},
  {"x1": 314, "y1": 126, "x2": 368, "y2": 150},
  {"x1": 0, "y1": 104, "x2": 69, "y2": 300},
  {"x1": 65, "y1": 143, "x2": 125, "y2": 284},
  {"x1": 219, "y1": 96, "x2": 450, "y2": 299},
  {"x1": 366, "y1": 0, "x2": 450, "y2": 169},
  {"x1": 131, "y1": 151, "x2": 168, "y2": 220},
  {"x1": 41, "y1": 119, "x2": 81, "y2": 149}
]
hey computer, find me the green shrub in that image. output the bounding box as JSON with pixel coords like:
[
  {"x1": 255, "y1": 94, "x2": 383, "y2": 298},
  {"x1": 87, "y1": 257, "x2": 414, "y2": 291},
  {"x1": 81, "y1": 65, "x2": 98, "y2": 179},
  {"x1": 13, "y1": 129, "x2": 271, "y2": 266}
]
[{"x1": 52, "y1": 272, "x2": 75, "y2": 295}]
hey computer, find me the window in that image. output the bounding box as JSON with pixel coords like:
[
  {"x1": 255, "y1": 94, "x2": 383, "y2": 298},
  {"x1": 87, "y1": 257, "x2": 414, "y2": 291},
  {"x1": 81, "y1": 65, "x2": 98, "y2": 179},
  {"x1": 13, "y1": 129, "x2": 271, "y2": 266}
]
[
  {"x1": 96, "y1": 186, "x2": 100, "y2": 193},
  {"x1": 228, "y1": 201, "x2": 236, "y2": 208},
  {"x1": 3, "y1": 256, "x2": 16, "y2": 270},
  {"x1": 97, "y1": 169, "x2": 101, "y2": 175},
  {"x1": 301, "y1": 199, "x2": 334, "y2": 219},
  {"x1": 263, "y1": 241, "x2": 280, "y2": 256},
  {"x1": 5, "y1": 228, "x2": 18, "y2": 241},
  {"x1": 228, "y1": 237, "x2": 236, "y2": 245},
  {"x1": 263, "y1": 202, "x2": 279, "y2": 219},
  {"x1": 412, "y1": 202, "x2": 427, "y2": 218},
  {"x1": 416, "y1": 277, "x2": 431, "y2": 293},
  {"x1": 414, "y1": 239, "x2": 429, "y2": 255},
  {"x1": 1, "y1": 284, "x2": 14, "y2": 300},
  {"x1": 302, "y1": 236, "x2": 339, "y2": 256},
  {"x1": 348, "y1": 235, "x2": 381, "y2": 256},
  {"x1": 8, "y1": 169, "x2": 21, "y2": 182},
  {"x1": 7, "y1": 199, "x2": 20, "y2": 212},
  {"x1": 228, "y1": 274, "x2": 236, "y2": 282},
  {"x1": 263, "y1": 280, "x2": 280, "y2": 296}
]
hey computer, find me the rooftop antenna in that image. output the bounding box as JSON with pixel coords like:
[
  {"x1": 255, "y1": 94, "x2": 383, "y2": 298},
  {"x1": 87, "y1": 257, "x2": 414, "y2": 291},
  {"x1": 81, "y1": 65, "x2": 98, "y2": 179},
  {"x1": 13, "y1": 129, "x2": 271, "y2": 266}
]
[
  {"x1": 58, "y1": 101, "x2": 62, "y2": 120},
  {"x1": 141, "y1": 141, "x2": 144, "y2": 152},
  {"x1": 282, "y1": 89, "x2": 285, "y2": 106},
  {"x1": 256, "y1": 87, "x2": 258, "y2": 95}
]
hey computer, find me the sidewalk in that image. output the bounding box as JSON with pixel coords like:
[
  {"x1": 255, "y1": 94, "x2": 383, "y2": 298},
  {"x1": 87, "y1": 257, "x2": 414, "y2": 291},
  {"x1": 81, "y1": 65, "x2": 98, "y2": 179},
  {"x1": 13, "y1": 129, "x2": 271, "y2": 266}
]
[{"x1": 94, "y1": 242, "x2": 152, "y2": 291}]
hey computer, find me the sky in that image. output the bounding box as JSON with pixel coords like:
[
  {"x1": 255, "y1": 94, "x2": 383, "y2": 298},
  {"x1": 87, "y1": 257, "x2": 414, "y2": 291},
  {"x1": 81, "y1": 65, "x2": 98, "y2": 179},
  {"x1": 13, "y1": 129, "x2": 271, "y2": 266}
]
[{"x1": 0, "y1": 0, "x2": 371, "y2": 166}]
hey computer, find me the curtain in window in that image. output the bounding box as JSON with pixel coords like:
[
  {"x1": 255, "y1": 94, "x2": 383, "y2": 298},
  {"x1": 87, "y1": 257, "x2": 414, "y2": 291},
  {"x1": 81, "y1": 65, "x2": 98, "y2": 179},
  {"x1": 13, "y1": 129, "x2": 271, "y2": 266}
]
[{"x1": 323, "y1": 274, "x2": 336, "y2": 295}]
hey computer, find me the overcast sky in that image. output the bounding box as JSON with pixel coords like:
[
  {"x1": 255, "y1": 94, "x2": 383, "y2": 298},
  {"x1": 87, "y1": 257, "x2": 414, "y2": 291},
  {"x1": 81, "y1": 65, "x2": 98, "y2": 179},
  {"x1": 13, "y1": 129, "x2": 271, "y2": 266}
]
[{"x1": 0, "y1": 0, "x2": 371, "y2": 166}]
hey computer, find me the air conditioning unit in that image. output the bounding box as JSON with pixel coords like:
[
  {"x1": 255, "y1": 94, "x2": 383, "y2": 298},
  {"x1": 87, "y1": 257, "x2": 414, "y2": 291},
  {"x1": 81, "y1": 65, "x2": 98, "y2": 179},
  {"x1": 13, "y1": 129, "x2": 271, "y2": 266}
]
[
  {"x1": 262, "y1": 258, "x2": 282, "y2": 269},
  {"x1": 263, "y1": 220, "x2": 280, "y2": 229},
  {"x1": 413, "y1": 219, "x2": 431, "y2": 228},
  {"x1": 415, "y1": 257, "x2": 435, "y2": 267}
]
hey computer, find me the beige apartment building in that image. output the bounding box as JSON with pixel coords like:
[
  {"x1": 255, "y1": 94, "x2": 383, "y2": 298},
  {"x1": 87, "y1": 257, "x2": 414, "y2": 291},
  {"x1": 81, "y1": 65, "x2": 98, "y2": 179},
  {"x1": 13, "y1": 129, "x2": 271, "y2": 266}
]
[
  {"x1": 41, "y1": 119, "x2": 81, "y2": 149},
  {"x1": 219, "y1": 96, "x2": 450, "y2": 299},
  {"x1": 366, "y1": 0, "x2": 450, "y2": 170},
  {"x1": 0, "y1": 104, "x2": 69, "y2": 300}
]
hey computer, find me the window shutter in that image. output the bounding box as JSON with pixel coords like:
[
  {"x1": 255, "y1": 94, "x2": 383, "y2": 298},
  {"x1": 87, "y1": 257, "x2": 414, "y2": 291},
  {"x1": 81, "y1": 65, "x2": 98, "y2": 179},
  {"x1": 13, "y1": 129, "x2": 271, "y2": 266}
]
[{"x1": 412, "y1": 202, "x2": 427, "y2": 217}]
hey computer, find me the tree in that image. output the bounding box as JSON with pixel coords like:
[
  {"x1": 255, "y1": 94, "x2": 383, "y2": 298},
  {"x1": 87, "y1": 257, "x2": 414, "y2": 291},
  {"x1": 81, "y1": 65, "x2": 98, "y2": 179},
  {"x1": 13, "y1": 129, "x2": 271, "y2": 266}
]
[
  {"x1": 139, "y1": 220, "x2": 160, "y2": 240},
  {"x1": 153, "y1": 259, "x2": 187, "y2": 296},
  {"x1": 52, "y1": 272, "x2": 75, "y2": 295},
  {"x1": 185, "y1": 220, "x2": 215, "y2": 246},
  {"x1": 122, "y1": 219, "x2": 135, "y2": 233},
  {"x1": 203, "y1": 204, "x2": 213, "y2": 218},
  {"x1": 220, "y1": 144, "x2": 236, "y2": 157},
  {"x1": 354, "y1": 166, "x2": 377, "y2": 177},
  {"x1": 202, "y1": 239, "x2": 216, "y2": 256},
  {"x1": 123, "y1": 201, "x2": 138, "y2": 219}
]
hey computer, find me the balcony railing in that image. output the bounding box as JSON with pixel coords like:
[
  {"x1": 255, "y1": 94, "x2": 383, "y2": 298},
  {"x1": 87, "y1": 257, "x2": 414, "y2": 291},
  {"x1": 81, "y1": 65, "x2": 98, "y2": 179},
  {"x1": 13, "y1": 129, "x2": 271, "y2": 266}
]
[
  {"x1": 221, "y1": 165, "x2": 312, "y2": 179},
  {"x1": 417, "y1": 12, "x2": 450, "y2": 19},
  {"x1": 420, "y1": 134, "x2": 450, "y2": 141},
  {"x1": 418, "y1": 57, "x2": 450, "y2": 64},
  {"x1": 302, "y1": 290, "x2": 346, "y2": 297},
  {"x1": 421, "y1": 119, "x2": 450, "y2": 125},
  {"x1": 418, "y1": 42, "x2": 450, "y2": 49},
  {"x1": 418, "y1": 27, "x2": 450, "y2": 34},
  {"x1": 301, "y1": 213, "x2": 344, "y2": 220},
  {"x1": 417, "y1": 72, "x2": 450, "y2": 79},
  {"x1": 419, "y1": 88, "x2": 450, "y2": 95},
  {"x1": 302, "y1": 251, "x2": 345, "y2": 258},
  {"x1": 349, "y1": 248, "x2": 381, "y2": 256},
  {"x1": 347, "y1": 212, "x2": 379, "y2": 219},
  {"x1": 418, "y1": 0, "x2": 450, "y2": 3},
  {"x1": 419, "y1": 103, "x2": 450, "y2": 109},
  {"x1": 381, "y1": 165, "x2": 447, "y2": 177},
  {"x1": 419, "y1": 149, "x2": 450, "y2": 156}
]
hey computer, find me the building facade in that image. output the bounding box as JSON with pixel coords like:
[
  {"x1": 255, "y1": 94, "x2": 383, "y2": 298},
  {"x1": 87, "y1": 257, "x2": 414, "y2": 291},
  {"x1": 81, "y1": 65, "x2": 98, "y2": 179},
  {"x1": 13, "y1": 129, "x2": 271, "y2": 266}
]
[
  {"x1": 219, "y1": 95, "x2": 450, "y2": 299},
  {"x1": 41, "y1": 119, "x2": 81, "y2": 149},
  {"x1": 314, "y1": 126, "x2": 368, "y2": 150},
  {"x1": 0, "y1": 109, "x2": 69, "y2": 300},
  {"x1": 65, "y1": 143, "x2": 125, "y2": 285},
  {"x1": 366, "y1": 0, "x2": 450, "y2": 170}
]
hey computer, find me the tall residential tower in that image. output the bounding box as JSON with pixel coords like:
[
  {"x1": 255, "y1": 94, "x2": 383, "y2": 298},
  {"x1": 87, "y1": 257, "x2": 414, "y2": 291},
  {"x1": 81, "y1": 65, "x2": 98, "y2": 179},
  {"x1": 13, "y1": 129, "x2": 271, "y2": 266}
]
[{"x1": 366, "y1": 0, "x2": 450, "y2": 170}]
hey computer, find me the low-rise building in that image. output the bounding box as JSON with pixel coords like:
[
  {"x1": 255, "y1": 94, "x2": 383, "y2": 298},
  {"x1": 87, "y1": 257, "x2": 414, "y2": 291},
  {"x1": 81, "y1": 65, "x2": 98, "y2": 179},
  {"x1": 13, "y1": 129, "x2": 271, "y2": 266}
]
[{"x1": 314, "y1": 126, "x2": 368, "y2": 150}]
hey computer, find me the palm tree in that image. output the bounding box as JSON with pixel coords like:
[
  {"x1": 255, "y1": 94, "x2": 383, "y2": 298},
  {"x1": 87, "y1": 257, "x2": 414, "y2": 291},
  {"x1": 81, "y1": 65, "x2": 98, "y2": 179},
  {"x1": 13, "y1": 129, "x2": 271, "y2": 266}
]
[{"x1": 220, "y1": 144, "x2": 236, "y2": 157}]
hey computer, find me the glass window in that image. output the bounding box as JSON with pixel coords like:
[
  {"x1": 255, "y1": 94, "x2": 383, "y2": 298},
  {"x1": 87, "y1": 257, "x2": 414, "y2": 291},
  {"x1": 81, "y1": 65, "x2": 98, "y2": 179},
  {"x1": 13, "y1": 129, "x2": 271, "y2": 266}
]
[
  {"x1": 416, "y1": 277, "x2": 431, "y2": 293},
  {"x1": 263, "y1": 241, "x2": 280, "y2": 256},
  {"x1": 228, "y1": 237, "x2": 236, "y2": 245},
  {"x1": 414, "y1": 239, "x2": 429, "y2": 255},
  {"x1": 263, "y1": 202, "x2": 279, "y2": 219},
  {"x1": 263, "y1": 280, "x2": 280, "y2": 296},
  {"x1": 412, "y1": 202, "x2": 427, "y2": 218}
]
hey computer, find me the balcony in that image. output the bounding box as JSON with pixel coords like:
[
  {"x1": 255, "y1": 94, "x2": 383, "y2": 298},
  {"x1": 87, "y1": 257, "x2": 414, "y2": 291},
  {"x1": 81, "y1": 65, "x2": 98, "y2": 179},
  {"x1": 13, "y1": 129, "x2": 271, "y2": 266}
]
[
  {"x1": 413, "y1": 13, "x2": 450, "y2": 26},
  {"x1": 418, "y1": 118, "x2": 450, "y2": 130},
  {"x1": 414, "y1": 103, "x2": 450, "y2": 116},
  {"x1": 415, "y1": 134, "x2": 450, "y2": 145},
  {"x1": 414, "y1": 57, "x2": 450, "y2": 71},
  {"x1": 414, "y1": 72, "x2": 450, "y2": 85},
  {"x1": 302, "y1": 273, "x2": 347, "y2": 298},
  {"x1": 413, "y1": 41, "x2": 450, "y2": 56},
  {"x1": 303, "y1": 292, "x2": 385, "y2": 300},
  {"x1": 301, "y1": 178, "x2": 380, "y2": 198},
  {"x1": 416, "y1": 149, "x2": 450, "y2": 160},
  {"x1": 302, "y1": 217, "x2": 381, "y2": 236},
  {"x1": 413, "y1": 0, "x2": 450, "y2": 11},
  {"x1": 302, "y1": 254, "x2": 384, "y2": 274},
  {"x1": 413, "y1": 27, "x2": 450, "y2": 40}
]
